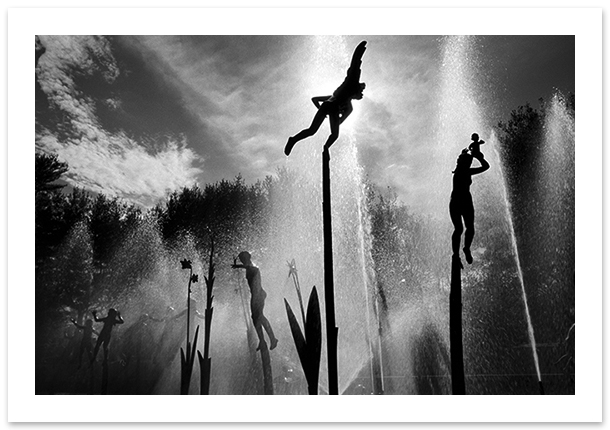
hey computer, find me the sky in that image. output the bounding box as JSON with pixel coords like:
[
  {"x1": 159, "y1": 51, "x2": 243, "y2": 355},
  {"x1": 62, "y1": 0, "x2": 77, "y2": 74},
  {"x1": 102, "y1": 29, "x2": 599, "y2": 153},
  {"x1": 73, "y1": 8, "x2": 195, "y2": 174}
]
[{"x1": 35, "y1": 34, "x2": 575, "y2": 208}]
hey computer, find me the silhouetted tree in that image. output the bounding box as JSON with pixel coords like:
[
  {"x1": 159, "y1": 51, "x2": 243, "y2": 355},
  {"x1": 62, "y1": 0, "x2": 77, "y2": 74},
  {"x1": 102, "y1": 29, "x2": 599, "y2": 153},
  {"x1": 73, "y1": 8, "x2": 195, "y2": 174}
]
[
  {"x1": 158, "y1": 175, "x2": 271, "y2": 261},
  {"x1": 36, "y1": 152, "x2": 68, "y2": 195}
]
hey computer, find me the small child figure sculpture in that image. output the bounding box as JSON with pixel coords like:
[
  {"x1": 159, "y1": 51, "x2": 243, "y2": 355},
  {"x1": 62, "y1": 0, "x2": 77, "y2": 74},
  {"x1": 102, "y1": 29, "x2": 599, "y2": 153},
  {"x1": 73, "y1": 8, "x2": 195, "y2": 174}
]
[{"x1": 468, "y1": 133, "x2": 485, "y2": 159}]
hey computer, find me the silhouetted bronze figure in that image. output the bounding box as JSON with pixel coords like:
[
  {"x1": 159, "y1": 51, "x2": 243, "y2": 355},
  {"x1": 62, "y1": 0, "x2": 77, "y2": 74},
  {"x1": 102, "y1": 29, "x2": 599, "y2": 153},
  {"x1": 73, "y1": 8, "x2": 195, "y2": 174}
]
[
  {"x1": 173, "y1": 298, "x2": 204, "y2": 339},
  {"x1": 232, "y1": 251, "x2": 278, "y2": 351},
  {"x1": 91, "y1": 308, "x2": 124, "y2": 363},
  {"x1": 450, "y1": 141, "x2": 490, "y2": 264},
  {"x1": 70, "y1": 318, "x2": 98, "y2": 368},
  {"x1": 284, "y1": 41, "x2": 367, "y2": 156},
  {"x1": 153, "y1": 306, "x2": 183, "y2": 367}
]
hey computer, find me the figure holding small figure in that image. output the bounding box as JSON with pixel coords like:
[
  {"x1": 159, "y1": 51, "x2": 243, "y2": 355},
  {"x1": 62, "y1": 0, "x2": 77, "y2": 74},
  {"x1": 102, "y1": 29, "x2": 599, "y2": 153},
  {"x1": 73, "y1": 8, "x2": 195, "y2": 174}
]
[
  {"x1": 70, "y1": 317, "x2": 98, "y2": 368},
  {"x1": 91, "y1": 308, "x2": 124, "y2": 363},
  {"x1": 449, "y1": 135, "x2": 490, "y2": 265},
  {"x1": 232, "y1": 251, "x2": 278, "y2": 351},
  {"x1": 284, "y1": 40, "x2": 367, "y2": 156}
]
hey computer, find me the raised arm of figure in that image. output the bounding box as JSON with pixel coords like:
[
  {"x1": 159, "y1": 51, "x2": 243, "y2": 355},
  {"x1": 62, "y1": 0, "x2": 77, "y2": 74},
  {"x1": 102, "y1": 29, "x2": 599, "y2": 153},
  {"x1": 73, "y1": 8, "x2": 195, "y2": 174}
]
[
  {"x1": 311, "y1": 96, "x2": 332, "y2": 109},
  {"x1": 344, "y1": 41, "x2": 367, "y2": 83},
  {"x1": 470, "y1": 153, "x2": 490, "y2": 175},
  {"x1": 71, "y1": 319, "x2": 85, "y2": 330}
]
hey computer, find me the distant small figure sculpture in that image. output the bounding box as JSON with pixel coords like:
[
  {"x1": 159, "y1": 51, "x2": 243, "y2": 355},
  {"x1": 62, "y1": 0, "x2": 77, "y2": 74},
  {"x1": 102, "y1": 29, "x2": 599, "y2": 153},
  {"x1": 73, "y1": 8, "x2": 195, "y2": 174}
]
[
  {"x1": 70, "y1": 317, "x2": 98, "y2": 368},
  {"x1": 154, "y1": 306, "x2": 184, "y2": 366},
  {"x1": 450, "y1": 137, "x2": 490, "y2": 264},
  {"x1": 91, "y1": 308, "x2": 124, "y2": 363},
  {"x1": 468, "y1": 133, "x2": 485, "y2": 158},
  {"x1": 173, "y1": 298, "x2": 204, "y2": 323},
  {"x1": 284, "y1": 40, "x2": 367, "y2": 156},
  {"x1": 232, "y1": 251, "x2": 278, "y2": 351}
]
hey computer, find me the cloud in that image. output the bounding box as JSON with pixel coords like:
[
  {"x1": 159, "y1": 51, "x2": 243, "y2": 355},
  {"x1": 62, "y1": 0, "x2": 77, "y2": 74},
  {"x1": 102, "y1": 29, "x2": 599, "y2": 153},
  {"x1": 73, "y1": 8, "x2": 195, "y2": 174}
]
[
  {"x1": 132, "y1": 36, "x2": 308, "y2": 182},
  {"x1": 38, "y1": 129, "x2": 201, "y2": 205},
  {"x1": 36, "y1": 36, "x2": 203, "y2": 207}
]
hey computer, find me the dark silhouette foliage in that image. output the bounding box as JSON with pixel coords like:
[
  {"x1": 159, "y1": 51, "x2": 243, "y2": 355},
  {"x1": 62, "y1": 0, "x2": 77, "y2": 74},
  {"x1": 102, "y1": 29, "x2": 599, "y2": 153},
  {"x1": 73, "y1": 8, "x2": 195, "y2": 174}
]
[{"x1": 36, "y1": 152, "x2": 68, "y2": 194}]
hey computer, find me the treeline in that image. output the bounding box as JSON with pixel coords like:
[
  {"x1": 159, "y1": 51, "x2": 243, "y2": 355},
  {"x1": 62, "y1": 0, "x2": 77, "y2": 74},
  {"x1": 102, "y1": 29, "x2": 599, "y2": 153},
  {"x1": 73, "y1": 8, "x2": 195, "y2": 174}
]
[
  {"x1": 496, "y1": 93, "x2": 575, "y2": 361},
  {"x1": 36, "y1": 155, "x2": 269, "y2": 327},
  {"x1": 35, "y1": 94, "x2": 575, "y2": 328}
]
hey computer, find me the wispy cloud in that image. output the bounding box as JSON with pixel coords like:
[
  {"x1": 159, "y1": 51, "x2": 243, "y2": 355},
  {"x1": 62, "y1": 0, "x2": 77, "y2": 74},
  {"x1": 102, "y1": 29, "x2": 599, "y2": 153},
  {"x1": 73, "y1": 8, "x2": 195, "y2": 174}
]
[
  {"x1": 34, "y1": 35, "x2": 575, "y2": 209},
  {"x1": 132, "y1": 35, "x2": 302, "y2": 181},
  {"x1": 38, "y1": 129, "x2": 201, "y2": 204},
  {"x1": 36, "y1": 35, "x2": 203, "y2": 206}
]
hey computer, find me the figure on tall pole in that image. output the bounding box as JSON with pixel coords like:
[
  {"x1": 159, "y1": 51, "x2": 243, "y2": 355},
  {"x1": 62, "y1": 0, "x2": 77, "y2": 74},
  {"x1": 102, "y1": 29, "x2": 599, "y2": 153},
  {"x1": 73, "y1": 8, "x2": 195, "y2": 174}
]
[
  {"x1": 70, "y1": 317, "x2": 98, "y2": 369},
  {"x1": 450, "y1": 136, "x2": 490, "y2": 266},
  {"x1": 90, "y1": 308, "x2": 124, "y2": 394},
  {"x1": 232, "y1": 251, "x2": 278, "y2": 394},
  {"x1": 285, "y1": 40, "x2": 368, "y2": 395},
  {"x1": 449, "y1": 135, "x2": 490, "y2": 395},
  {"x1": 284, "y1": 40, "x2": 367, "y2": 157},
  {"x1": 232, "y1": 252, "x2": 278, "y2": 352}
]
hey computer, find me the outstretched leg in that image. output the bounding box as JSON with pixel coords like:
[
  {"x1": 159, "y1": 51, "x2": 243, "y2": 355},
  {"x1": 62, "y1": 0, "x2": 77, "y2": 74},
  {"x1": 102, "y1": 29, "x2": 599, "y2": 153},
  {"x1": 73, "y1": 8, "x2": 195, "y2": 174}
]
[
  {"x1": 85, "y1": 344, "x2": 93, "y2": 367},
  {"x1": 462, "y1": 202, "x2": 475, "y2": 264},
  {"x1": 260, "y1": 315, "x2": 278, "y2": 350},
  {"x1": 324, "y1": 110, "x2": 340, "y2": 150},
  {"x1": 285, "y1": 103, "x2": 331, "y2": 156},
  {"x1": 449, "y1": 201, "x2": 463, "y2": 257},
  {"x1": 253, "y1": 320, "x2": 266, "y2": 351},
  {"x1": 91, "y1": 337, "x2": 103, "y2": 363},
  {"x1": 102, "y1": 340, "x2": 110, "y2": 363}
]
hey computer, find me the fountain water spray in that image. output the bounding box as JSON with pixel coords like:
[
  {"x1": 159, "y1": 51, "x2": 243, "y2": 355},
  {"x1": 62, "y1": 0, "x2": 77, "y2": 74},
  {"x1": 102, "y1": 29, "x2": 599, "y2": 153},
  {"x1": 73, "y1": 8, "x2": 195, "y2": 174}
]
[
  {"x1": 493, "y1": 141, "x2": 543, "y2": 390},
  {"x1": 270, "y1": 36, "x2": 383, "y2": 394},
  {"x1": 431, "y1": 35, "x2": 546, "y2": 393}
]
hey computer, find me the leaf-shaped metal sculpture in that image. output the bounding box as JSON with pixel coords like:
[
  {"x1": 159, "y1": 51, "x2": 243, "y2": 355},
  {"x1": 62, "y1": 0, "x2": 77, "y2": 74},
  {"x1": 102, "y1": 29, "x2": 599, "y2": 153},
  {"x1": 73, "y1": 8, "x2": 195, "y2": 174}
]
[
  {"x1": 287, "y1": 259, "x2": 306, "y2": 325},
  {"x1": 285, "y1": 299, "x2": 306, "y2": 365},
  {"x1": 285, "y1": 286, "x2": 322, "y2": 395},
  {"x1": 304, "y1": 287, "x2": 321, "y2": 392},
  {"x1": 180, "y1": 325, "x2": 199, "y2": 394}
]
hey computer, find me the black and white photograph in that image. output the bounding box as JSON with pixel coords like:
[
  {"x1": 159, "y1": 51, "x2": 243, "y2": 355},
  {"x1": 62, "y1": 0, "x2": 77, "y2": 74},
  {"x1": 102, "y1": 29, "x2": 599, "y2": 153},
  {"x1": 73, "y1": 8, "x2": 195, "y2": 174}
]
[{"x1": 5, "y1": 5, "x2": 602, "y2": 423}]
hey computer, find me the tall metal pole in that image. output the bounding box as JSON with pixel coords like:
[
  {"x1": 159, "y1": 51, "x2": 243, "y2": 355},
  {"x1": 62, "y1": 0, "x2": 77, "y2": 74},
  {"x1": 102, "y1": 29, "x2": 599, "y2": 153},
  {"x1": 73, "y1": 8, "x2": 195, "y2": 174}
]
[
  {"x1": 200, "y1": 239, "x2": 215, "y2": 395},
  {"x1": 322, "y1": 146, "x2": 339, "y2": 395},
  {"x1": 186, "y1": 267, "x2": 192, "y2": 347},
  {"x1": 450, "y1": 257, "x2": 465, "y2": 394}
]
